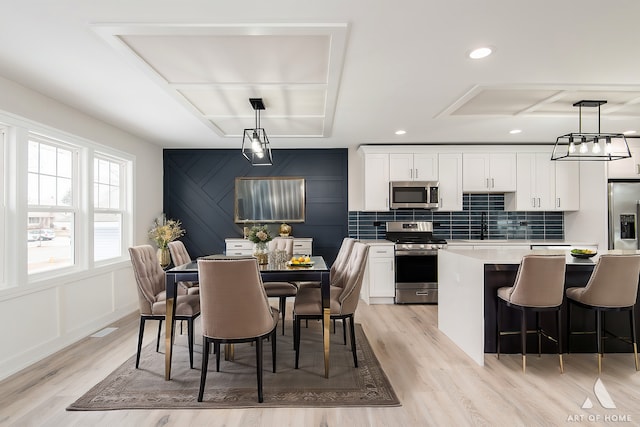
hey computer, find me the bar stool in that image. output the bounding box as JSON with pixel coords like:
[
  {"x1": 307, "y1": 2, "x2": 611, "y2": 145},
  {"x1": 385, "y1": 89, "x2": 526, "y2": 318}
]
[
  {"x1": 566, "y1": 254, "x2": 640, "y2": 373},
  {"x1": 497, "y1": 254, "x2": 566, "y2": 373}
]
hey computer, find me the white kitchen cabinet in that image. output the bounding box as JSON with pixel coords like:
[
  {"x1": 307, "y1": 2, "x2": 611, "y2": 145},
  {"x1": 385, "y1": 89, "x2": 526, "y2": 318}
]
[
  {"x1": 362, "y1": 243, "x2": 395, "y2": 304},
  {"x1": 506, "y1": 152, "x2": 579, "y2": 211},
  {"x1": 363, "y1": 153, "x2": 390, "y2": 211},
  {"x1": 462, "y1": 153, "x2": 516, "y2": 192},
  {"x1": 607, "y1": 140, "x2": 640, "y2": 179},
  {"x1": 437, "y1": 153, "x2": 463, "y2": 211},
  {"x1": 389, "y1": 153, "x2": 438, "y2": 181},
  {"x1": 225, "y1": 238, "x2": 313, "y2": 256}
]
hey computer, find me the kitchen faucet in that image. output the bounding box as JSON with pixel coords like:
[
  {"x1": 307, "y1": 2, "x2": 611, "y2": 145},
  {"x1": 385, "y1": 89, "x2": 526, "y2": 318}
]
[{"x1": 480, "y1": 211, "x2": 488, "y2": 240}]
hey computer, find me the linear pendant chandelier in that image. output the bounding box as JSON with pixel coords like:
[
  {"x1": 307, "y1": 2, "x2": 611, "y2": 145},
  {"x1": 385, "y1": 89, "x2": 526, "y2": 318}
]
[
  {"x1": 551, "y1": 100, "x2": 631, "y2": 161},
  {"x1": 242, "y1": 98, "x2": 273, "y2": 166}
]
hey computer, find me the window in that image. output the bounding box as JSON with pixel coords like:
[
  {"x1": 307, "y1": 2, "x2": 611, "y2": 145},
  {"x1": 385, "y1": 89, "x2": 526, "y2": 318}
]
[
  {"x1": 27, "y1": 137, "x2": 76, "y2": 274},
  {"x1": 0, "y1": 128, "x2": 5, "y2": 286},
  {"x1": 93, "y1": 156, "x2": 124, "y2": 261}
]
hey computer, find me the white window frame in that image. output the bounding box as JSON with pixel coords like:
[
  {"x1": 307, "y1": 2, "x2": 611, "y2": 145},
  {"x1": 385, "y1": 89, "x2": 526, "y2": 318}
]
[{"x1": 0, "y1": 127, "x2": 5, "y2": 288}]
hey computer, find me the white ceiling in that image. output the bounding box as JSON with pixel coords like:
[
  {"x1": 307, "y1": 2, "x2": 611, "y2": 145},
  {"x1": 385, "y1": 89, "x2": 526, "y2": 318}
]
[{"x1": 1, "y1": 1, "x2": 640, "y2": 150}]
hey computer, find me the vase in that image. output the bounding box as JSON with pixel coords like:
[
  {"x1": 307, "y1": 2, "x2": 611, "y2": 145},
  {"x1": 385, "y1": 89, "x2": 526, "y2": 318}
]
[
  {"x1": 157, "y1": 247, "x2": 171, "y2": 269},
  {"x1": 254, "y1": 242, "x2": 269, "y2": 265},
  {"x1": 279, "y1": 223, "x2": 291, "y2": 237}
]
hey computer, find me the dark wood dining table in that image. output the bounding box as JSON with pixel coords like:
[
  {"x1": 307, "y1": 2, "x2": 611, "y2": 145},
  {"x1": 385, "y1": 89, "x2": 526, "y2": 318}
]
[{"x1": 163, "y1": 255, "x2": 330, "y2": 380}]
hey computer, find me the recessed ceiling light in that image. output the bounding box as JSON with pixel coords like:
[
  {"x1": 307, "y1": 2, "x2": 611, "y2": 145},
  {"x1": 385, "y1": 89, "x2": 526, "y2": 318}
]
[
  {"x1": 395, "y1": 130, "x2": 406, "y2": 135},
  {"x1": 469, "y1": 47, "x2": 492, "y2": 59},
  {"x1": 624, "y1": 130, "x2": 637, "y2": 135},
  {"x1": 509, "y1": 129, "x2": 522, "y2": 134}
]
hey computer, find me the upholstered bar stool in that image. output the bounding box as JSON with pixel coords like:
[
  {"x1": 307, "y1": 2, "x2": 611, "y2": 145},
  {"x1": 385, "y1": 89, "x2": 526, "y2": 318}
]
[
  {"x1": 496, "y1": 254, "x2": 566, "y2": 373},
  {"x1": 566, "y1": 254, "x2": 640, "y2": 373}
]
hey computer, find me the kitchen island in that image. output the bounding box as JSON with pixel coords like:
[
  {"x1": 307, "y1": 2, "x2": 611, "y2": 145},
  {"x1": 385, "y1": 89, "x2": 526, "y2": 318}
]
[{"x1": 438, "y1": 248, "x2": 640, "y2": 366}]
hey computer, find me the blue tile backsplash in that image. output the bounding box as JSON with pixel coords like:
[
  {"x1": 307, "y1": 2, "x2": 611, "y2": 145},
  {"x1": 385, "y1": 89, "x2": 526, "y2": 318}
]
[{"x1": 349, "y1": 194, "x2": 564, "y2": 241}]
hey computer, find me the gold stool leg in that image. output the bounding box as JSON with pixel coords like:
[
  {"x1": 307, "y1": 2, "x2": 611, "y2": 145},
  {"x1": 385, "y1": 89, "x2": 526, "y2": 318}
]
[
  {"x1": 634, "y1": 343, "x2": 639, "y2": 371},
  {"x1": 559, "y1": 354, "x2": 564, "y2": 374},
  {"x1": 522, "y1": 355, "x2": 526, "y2": 373},
  {"x1": 598, "y1": 353, "x2": 602, "y2": 375}
]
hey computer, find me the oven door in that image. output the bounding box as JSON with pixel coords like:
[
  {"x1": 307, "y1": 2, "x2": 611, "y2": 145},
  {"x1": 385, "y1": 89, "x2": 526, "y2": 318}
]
[{"x1": 394, "y1": 250, "x2": 438, "y2": 304}]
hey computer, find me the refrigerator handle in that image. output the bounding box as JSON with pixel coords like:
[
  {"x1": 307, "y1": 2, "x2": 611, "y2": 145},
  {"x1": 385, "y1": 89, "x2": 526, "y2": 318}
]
[{"x1": 637, "y1": 201, "x2": 640, "y2": 250}]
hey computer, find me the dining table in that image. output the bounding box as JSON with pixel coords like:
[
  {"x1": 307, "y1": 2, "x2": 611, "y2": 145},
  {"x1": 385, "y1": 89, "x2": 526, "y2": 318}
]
[{"x1": 163, "y1": 255, "x2": 330, "y2": 380}]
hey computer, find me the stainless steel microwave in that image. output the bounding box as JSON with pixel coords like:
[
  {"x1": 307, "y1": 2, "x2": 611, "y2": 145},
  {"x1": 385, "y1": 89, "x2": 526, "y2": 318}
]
[{"x1": 389, "y1": 181, "x2": 439, "y2": 209}]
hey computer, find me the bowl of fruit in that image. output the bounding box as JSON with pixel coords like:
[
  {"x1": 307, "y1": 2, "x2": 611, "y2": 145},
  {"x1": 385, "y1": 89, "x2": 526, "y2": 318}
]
[
  {"x1": 287, "y1": 255, "x2": 314, "y2": 267},
  {"x1": 570, "y1": 248, "x2": 597, "y2": 259}
]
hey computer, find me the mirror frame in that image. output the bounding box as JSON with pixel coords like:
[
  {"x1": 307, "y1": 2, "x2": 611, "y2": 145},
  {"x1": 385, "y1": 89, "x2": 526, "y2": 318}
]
[{"x1": 234, "y1": 176, "x2": 306, "y2": 223}]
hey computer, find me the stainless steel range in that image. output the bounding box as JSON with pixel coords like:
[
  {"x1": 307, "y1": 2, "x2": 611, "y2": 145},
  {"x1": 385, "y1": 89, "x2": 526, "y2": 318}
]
[{"x1": 385, "y1": 221, "x2": 447, "y2": 304}]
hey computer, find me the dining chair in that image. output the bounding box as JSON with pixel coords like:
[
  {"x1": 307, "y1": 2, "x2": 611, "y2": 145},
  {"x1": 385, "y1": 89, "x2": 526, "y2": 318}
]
[
  {"x1": 496, "y1": 254, "x2": 566, "y2": 373},
  {"x1": 167, "y1": 240, "x2": 199, "y2": 295},
  {"x1": 197, "y1": 256, "x2": 279, "y2": 403},
  {"x1": 263, "y1": 237, "x2": 297, "y2": 335},
  {"x1": 566, "y1": 254, "x2": 640, "y2": 373},
  {"x1": 293, "y1": 242, "x2": 370, "y2": 369},
  {"x1": 128, "y1": 245, "x2": 201, "y2": 369}
]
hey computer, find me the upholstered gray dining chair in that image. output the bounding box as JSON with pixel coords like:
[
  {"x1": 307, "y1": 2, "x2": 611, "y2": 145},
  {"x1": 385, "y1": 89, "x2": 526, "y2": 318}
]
[
  {"x1": 167, "y1": 240, "x2": 199, "y2": 295},
  {"x1": 129, "y1": 245, "x2": 201, "y2": 369},
  {"x1": 496, "y1": 254, "x2": 566, "y2": 373},
  {"x1": 263, "y1": 237, "x2": 297, "y2": 335},
  {"x1": 197, "y1": 256, "x2": 279, "y2": 403},
  {"x1": 293, "y1": 241, "x2": 370, "y2": 369},
  {"x1": 566, "y1": 254, "x2": 640, "y2": 373}
]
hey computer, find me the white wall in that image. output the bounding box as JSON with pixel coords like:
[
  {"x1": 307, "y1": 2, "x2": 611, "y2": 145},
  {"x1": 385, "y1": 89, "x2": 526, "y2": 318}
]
[{"x1": 0, "y1": 75, "x2": 163, "y2": 380}]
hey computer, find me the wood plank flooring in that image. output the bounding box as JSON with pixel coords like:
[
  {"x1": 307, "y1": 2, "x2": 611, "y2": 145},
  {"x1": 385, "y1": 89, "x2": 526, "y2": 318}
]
[{"x1": 1, "y1": 302, "x2": 639, "y2": 426}]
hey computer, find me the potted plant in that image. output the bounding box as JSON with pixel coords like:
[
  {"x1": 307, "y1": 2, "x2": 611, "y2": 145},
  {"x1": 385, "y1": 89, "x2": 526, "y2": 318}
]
[{"x1": 149, "y1": 216, "x2": 186, "y2": 268}]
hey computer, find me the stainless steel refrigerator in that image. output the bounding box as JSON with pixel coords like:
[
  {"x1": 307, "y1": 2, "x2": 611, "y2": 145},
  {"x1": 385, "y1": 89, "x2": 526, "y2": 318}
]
[{"x1": 608, "y1": 180, "x2": 640, "y2": 249}]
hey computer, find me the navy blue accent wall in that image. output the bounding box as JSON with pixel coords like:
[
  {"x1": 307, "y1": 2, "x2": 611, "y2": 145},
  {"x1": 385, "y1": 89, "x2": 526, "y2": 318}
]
[
  {"x1": 163, "y1": 149, "x2": 348, "y2": 264},
  {"x1": 349, "y1": 194, "x2": 564, "y2": 241}
]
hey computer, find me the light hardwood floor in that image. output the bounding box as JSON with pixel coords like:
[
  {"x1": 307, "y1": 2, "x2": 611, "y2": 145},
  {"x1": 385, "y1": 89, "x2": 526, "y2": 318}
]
[{"x1": 1, "y1": 302, "x2": 639, "y2": 427}]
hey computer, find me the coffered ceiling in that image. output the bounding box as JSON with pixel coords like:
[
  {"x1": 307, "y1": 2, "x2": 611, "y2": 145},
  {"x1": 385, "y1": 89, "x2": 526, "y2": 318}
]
[{"x1": 1, "y1": 1, "x2": 639, "y2": 149}]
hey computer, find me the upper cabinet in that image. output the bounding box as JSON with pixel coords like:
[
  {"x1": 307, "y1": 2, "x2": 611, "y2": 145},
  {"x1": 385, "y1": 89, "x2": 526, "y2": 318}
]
[
  {"x1": 438, "y1": 153, "x2": 463, "y2": 211},
  {"x1": 607, "y1": 140, "x2": 640, "y2": 179},
  {"x1": 363, "y1": 153, "x2": 390, "y2": 211},
  {"x1": 389, "y1": 153, "x2": 438, "y2": 181},
  {"x1": 462, "y1": 153, "x2": 516, "y2": 192},
  {"x1": 505, "y1": 152, "x2": 580, "y2": 211}
]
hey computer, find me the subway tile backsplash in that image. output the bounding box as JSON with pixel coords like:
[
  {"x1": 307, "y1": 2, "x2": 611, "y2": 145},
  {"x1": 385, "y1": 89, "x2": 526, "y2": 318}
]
[{"x1": 349, "y1": 194, "x2": 564, "y2": 241}]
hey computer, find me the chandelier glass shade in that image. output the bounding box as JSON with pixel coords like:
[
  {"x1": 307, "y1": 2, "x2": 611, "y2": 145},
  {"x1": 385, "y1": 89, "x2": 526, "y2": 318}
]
[
  {"x1": 551, "y1": 100, "x2": 631, "y2": 161},
  {"x1": 242, "y1": 98, "x2": 273, "y2": 166}
]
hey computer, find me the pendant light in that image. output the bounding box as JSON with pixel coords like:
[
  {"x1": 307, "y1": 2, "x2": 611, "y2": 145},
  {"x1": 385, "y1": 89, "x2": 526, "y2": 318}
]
[
  {"x1": 551, "y1": 100, "x2": 631, "y2": 161},
  {"x1": 242, "y1": 98, "x2": 273, "y2": 166}
]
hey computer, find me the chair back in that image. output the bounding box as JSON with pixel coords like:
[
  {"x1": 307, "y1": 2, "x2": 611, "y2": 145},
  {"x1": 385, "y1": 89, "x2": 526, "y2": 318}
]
[
  {"x1": 337, "y1": 242, "x2": 370, "y2": 315},
  {"x1": 129, "y1": 245, "x2": 166, "y2": 315},
  {"x1": 331, "y1": 238, "x2": 357, "y2": 288},
  {"x1": 508, "y1": 254, "x2": 566, "y2": 307},
  {"x1": 579, "y1": 254, "x2": 640, "y2": 307},
  {"x1": 197, "y1": 257, "x2": 275, "y2": 339},
  {"x1": 268, "y1": 237, "x2": 294, "y2": 257},
  {"x1": 168, "y1": 240, "x2": 191, "y2": 266}
]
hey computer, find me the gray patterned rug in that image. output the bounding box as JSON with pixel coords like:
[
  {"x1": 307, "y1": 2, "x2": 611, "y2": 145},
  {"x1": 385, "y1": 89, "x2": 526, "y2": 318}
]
[{"x1": 67, "y1": 322, "x2": 400, "y2": 409}]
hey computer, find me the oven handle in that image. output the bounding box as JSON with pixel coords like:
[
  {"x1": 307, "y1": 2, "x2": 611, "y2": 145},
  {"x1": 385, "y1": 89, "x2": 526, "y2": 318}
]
[{"x1": 395, "y1": 250, "x2": 439, "y2": 256}]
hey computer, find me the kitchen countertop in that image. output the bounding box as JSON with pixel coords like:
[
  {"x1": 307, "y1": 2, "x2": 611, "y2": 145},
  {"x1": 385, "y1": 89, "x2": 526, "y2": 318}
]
[
  {"x1": 443, "y1": 247, "x2": 639, "y2": 265},
  {"x1": 446, "y1": 239, "x2": 598, "y2": 247}
]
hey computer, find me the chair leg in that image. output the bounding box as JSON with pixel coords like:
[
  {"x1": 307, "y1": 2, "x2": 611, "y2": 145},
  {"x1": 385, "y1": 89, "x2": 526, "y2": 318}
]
[
  {"x1": 280, "y1": 297, "x2": 286, "y2": 335},
  {"x1": 272, "y1": 329, "x2": 277, "y2": 373},
  {"x1": 136, "y1": 318, "x2": 146, "y2": 369},
  {"x1": 256, "y1": 337, "x2": 264, "y2": 403},
  {"x1": 596, "y1": 309, "x2": 603, "y2": 374},
  {"x1": 333, "y1": 318, "x2": 336, "y2": 334},
  {"x1": 536, "y1": 311, "x2": 541, "y2": 357},
  {"x1": 566, "y1": 300, "x2": 572, "y2": 354},
  {"x1": 198, "y1": 337, "x2": 210, "y2": 402},
  {"x1": 294, "y1": 317, "x2": 301, "y2": 369},
  {"x1": 496, "y1": 299, "x2": 501, "y2": 359},
  {"x1": 187, "y1": 318, "x2": 194, "y2": 369},
  {"x1": 349, "y1": 316, "x2": 358, "y2": 368},
  {"x1": 557, "y1": 308, "x2": 564, "y2": 374},
  {"x1": 521, "y1": 309, "x2": 527, "y2": 373},
  {"x1": 215, "y1": 342, "x2": 221, "y2": 372},
  {"x1": 630, "y1": 308, "x2": 639, "y2": 371},
  {"x1": 343, "y1": 319, "x2": 347, "y2": 345},
  {"x1": 156, "y1": 319, "x2": 163, "y2": 352}
]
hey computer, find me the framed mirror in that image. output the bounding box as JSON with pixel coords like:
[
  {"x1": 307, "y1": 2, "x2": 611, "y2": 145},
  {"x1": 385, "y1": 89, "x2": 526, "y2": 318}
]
[{"x1": 234, "y1": 177, "x2": 306, "y2": 223}]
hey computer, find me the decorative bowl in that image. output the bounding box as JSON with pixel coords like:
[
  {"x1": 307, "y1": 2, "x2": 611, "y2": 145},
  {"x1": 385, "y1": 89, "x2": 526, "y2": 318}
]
[{"x1": 570, "y1": 249, "x2": 597, "y2": 259}]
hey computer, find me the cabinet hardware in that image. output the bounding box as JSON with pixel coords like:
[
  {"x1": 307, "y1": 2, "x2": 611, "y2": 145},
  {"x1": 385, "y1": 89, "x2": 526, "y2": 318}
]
[
  {"x1": 409, "y1": 168, "x2": 413, "y2": 179},
  {"x1": 557, "y1": 198, "x2": 561, "y2": 208},
  {"x1": 491, "y1": 178, "x2": 495, "y2": 188},
  {"x1": 415, "y1": 169, "x2": 419, "y2": 179},
  {"x1": 486, "y1": 178, "x2": 490, "y2": 188},
  {"x1": 531, "y1": 197, "x2": 536, "y2": 208}
]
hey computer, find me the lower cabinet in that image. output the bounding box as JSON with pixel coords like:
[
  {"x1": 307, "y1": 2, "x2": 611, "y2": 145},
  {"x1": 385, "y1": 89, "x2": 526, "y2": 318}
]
[
  {"x1": 361, "y1": 243, "x2": 395, "y2": 304},
  {"x1": 224, "y1": 237, "x2": 313, "y2": 256}
]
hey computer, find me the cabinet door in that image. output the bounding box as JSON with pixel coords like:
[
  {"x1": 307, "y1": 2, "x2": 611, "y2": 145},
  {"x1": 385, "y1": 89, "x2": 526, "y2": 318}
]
[
  {"x1": 292, "y1": 238, "x2": 313, "y2": 255},
  {"x1": 462, "y1": 154, "x2": 491, "y2": 192},
  {"x1": 515, "y1": 153, "x2": 537, "y2": 209},
  {"x1": 534, "y1": 153, "x2": 554, "y2": 210},
  {"x1": 413, "y1": 153, "x2": 438, "y2": 181},
  {"x1": 554, "y1": 161, "x2": 580, "y2": 211},
  {"x1": 438, "y1": 153, "x2": 462, "y2": 210},
  {"x1": 607, "y1": 140, "x2": 640, "y2": 179},
  {"x1": 368, "y1": 255, "x2": 395, "y2": 298},
  {"x1": 364, "y1": 153, "x2": 390, "y2": 210},
  {"x1": 489, "y1": 153, "x2": 516, "y2": 191},
  {"x1": 389, "y1": 154, "x2": 413, "y2": 181}
]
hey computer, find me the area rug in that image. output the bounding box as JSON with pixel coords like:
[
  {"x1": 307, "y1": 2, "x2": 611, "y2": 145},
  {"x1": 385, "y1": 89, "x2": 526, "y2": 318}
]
[{"x1": 67, "y1": 322, "x2": 400, "y2": 409}]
